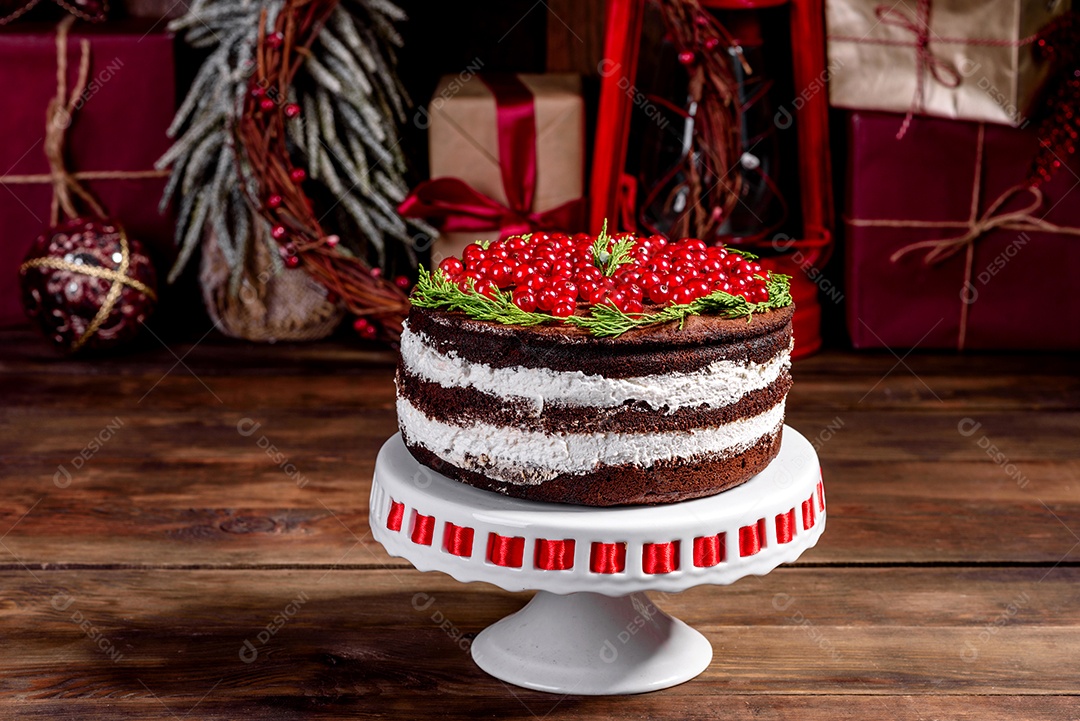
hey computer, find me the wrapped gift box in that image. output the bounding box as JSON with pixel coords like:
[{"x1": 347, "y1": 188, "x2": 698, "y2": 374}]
[
  {"x1": 0, "y1": 21, "x2": 175, "y2": 326},
  {"x1": 844, "y1": 110, "x2": 1080, "y2": 350},
  {"x1": 401, "y1": 73, "x2": 586, "y2": 265},
  {"x1": 826, "y1": 0, "x2": 1071, "y2": 127}
]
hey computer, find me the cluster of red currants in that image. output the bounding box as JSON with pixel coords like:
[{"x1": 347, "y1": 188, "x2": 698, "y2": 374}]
[{"x1": 437, "y1": 232, "x2": 770, "y2": 316}]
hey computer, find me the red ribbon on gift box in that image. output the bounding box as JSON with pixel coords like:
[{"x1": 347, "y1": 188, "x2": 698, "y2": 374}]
[{"x1": 398, "y1": 75, "x2": 585, "y2": 239}]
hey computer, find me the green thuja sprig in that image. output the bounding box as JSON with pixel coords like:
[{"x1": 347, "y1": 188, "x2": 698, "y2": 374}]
[
  {"x1": 411, "y1": 265, "x2": 554, "y2": 327},
  {"x1": 590, "y1": 219, "x2": 636, "y2": 276},
  {"x1": 726, "y1": 246, "x2": 760, "y2": 260}
]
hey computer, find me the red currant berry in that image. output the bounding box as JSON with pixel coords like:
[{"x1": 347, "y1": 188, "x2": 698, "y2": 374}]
[
  {"x1": 672, "y1": 286, "x2": 697, "y2": 305},
  {"x1": 551, "y1": 300, "x2": 575, "y2": 318},
  {"x1": 549, "y1": 259, "x2": 573, "y2": 278},
  {"x1": 489, "y1": 263, "x2": 515, "y2": 287},
  {"x1": 510, "y1": 264, "x2": 533, "y2": 286},
  {"x1": 284, "y1": 254, "x2": 300, "y2": 268},
  {"x1": 513, "y1": 289, "x2": 538, "y2": 312},
  {"x1": 686, "y1": 279, "x2": 711, "y2": 299},
  {"x1": 537, "y1": 288, "x2": 559, "y2": 311},
  {"x1": 551, "y1": 280, "x2": 578, "y2": 299},
  {"x1": 639, "y1": 271, "x2": 662, "y2": 290},
  {"x1": 607, "y1": 289, "x2": 629, "y2": 310},
  {"x1": 666, "y1": 273, "x2": 687, "y2": 289},
  {"x1": 462, "y1": 243, "x2": 486, "y2": 267},
  {"x1": 673, "y1": 264, "x2": 699, "y2": 278},
  {"x1": 707, "y1": 270, "x2": 729, "y2": 286},
  {"x1": 623, "y1": 298, "x2": 644, "y2": 314},
  {"x1": 439, "y1": 258, "x2": 464, "y2": 276},
  {"x1": 259, "y1": 98, "x2": 277, "y2": 112},
  {"x1": 266, "y1": 194, "x2": 283, "y2": 209},
  {"x1": 284, "y1": 103, "x2": 301, "y2": 118},
  {"x1": 271, "y1": 225, "x2": 287, "y2": 240},
  {"x1": 474, "y1": 280, "x2": 497, "y2": 298},
  {"x1": 289, "y1": 168, "x2": 306, "y2": 183},
  {"x1": 648, "y1": 258, "x2": 672, "y2": 274},
  {"x1": 649, "y1": 283, "x2": 673, "y2": 304},
  {"x1": 683, "y1": 239, "x2": 707, "y2": 253}
]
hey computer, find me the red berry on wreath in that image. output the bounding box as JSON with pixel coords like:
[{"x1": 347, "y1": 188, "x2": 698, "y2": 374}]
[
  {"x1": 677, "y1": 50, "x2": 696, "y2": 65},
  {"x1": 284, "y1": 103, "x2": 301, "y2": 118},
  {"x1": 289, "y1": 168, "x2": 307, "y2": 183},
  {"x1": 284, "y1": 255, "x2": 300, "y2": 269},
  {"x1": 394, "y1": 275, "x2": 411, "y2": 290},
  {"x1": 259, "y1": 98, "x2": 277, "y2": 112},
  {"x1": 271, "y1": 225, "x2": 287, "y2": 240},
  {"x1": 266, "y1": 32, "x2": 284, "y2": 49},
  {"x1": 266, "y1": 194, "x2": 283, "y2": 209}
]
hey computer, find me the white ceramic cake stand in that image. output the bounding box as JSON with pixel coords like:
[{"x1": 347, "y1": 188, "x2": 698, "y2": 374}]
[{"x1": 369, "y1": 427, "x2": 826, "y2": 696}]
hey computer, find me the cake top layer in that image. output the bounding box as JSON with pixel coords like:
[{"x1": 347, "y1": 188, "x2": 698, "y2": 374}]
[{"x1": 411, "y1": 226, "x2": 793, "y2": 338}]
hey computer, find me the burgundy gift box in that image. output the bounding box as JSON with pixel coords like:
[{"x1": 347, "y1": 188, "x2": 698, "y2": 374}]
[
  {"x1": 845, "y1": 110, "x2": 1080, "y2": 350},
  {"x1": 0, "y1": 21, "x2": 175, "y2": 327}
]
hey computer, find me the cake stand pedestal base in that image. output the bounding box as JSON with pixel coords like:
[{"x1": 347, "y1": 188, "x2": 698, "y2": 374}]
[
  {"x1": 471, "y1": 590, "x2": 712, "y2": 696},
  {"x1": 370, "y1": 428, "x2": 826, "y2": 696}
]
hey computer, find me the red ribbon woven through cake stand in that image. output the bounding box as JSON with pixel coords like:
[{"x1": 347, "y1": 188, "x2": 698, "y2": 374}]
[
  {"x1": 740, "y1": 518, "x2": 767, "y2": 557},
  {"x1": 386, "y1": 500, "x2": 404, "y2": 532},
  {"x1": 411, "y1": 513, "x2": 436, "y2": 546},
  {"x1": 397, "y1": 74, "x2": 585, "y2": 238},
  {"x1": 802, "y1": 495, "x2": 817, "y2": 531},
  {"x1": 776, "y1": 509, "x2": 796, "y2": 544},
  {"x1": 487, "y1": 533, "x2": 525, "y2": 568},
  {"x1": 590, "y1": 542, "x2": 627, "y2": 574},
  {"x1": 642, "y1": 541, "x2": 679, "y2": 574},
  {"x1": 692, "y1": 534, "x2": 725, "y2": 567},
  {"x1": 443, "y1": 522, "x2": 474, "y2": 557},
  {"x1": 535, "y1": 539, "x2": 576, "y2": 570}
]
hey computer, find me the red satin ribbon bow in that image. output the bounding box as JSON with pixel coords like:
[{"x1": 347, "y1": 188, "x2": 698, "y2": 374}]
[{"x1": 397, "y1": 74, "x2": 585, "y2": 239}]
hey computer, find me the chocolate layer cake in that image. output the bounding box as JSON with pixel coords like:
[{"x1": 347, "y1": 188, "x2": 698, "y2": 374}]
[
  {"x1": 395, "y1": 231, "x2": 794, "y2": 506},
  {"x1": 397, "y1": 312, "x2": 793, "y2": 507}
]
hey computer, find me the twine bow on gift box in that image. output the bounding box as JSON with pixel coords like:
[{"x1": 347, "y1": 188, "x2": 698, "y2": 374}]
[
  {"x1": 397, "y1": 75, "x2": 585, "y2": 240},
  {"x1": 829, "y1": 0, "x2": 1046, "y2": 139},
  {"x1": 0, "y1": 17, "x2": 170, "y2": 219},
  {"x1": 848, "y1": 124, "x2": 1080, "y2": 350}
]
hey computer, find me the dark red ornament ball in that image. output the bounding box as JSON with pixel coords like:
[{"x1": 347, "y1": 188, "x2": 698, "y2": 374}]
[{"x1": 19, "y1": 218, "x2": 157, "y2": 354}]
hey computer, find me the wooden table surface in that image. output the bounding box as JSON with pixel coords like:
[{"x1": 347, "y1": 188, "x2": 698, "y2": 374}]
[{"x1": 2, "y1": 327, "x2": 1078, "y2": 720}]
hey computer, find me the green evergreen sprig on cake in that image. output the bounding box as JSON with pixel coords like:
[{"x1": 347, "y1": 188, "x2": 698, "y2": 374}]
[{"x1": 412, "y1": 226, "x2": 792, "y2": 338}]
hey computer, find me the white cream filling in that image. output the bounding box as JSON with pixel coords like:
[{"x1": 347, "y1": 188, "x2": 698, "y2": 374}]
[
  {"x1": 400, "y1": 323, "x2": 790, "y2": 414},
  {"x1": 397, "y1": 396, "x2": 785, "y2": 486}
]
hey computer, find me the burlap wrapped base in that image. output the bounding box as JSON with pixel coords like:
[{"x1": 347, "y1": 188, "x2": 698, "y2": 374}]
[{"x1": 199, "y1": 232, "x2": 343, "y2": 342}]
